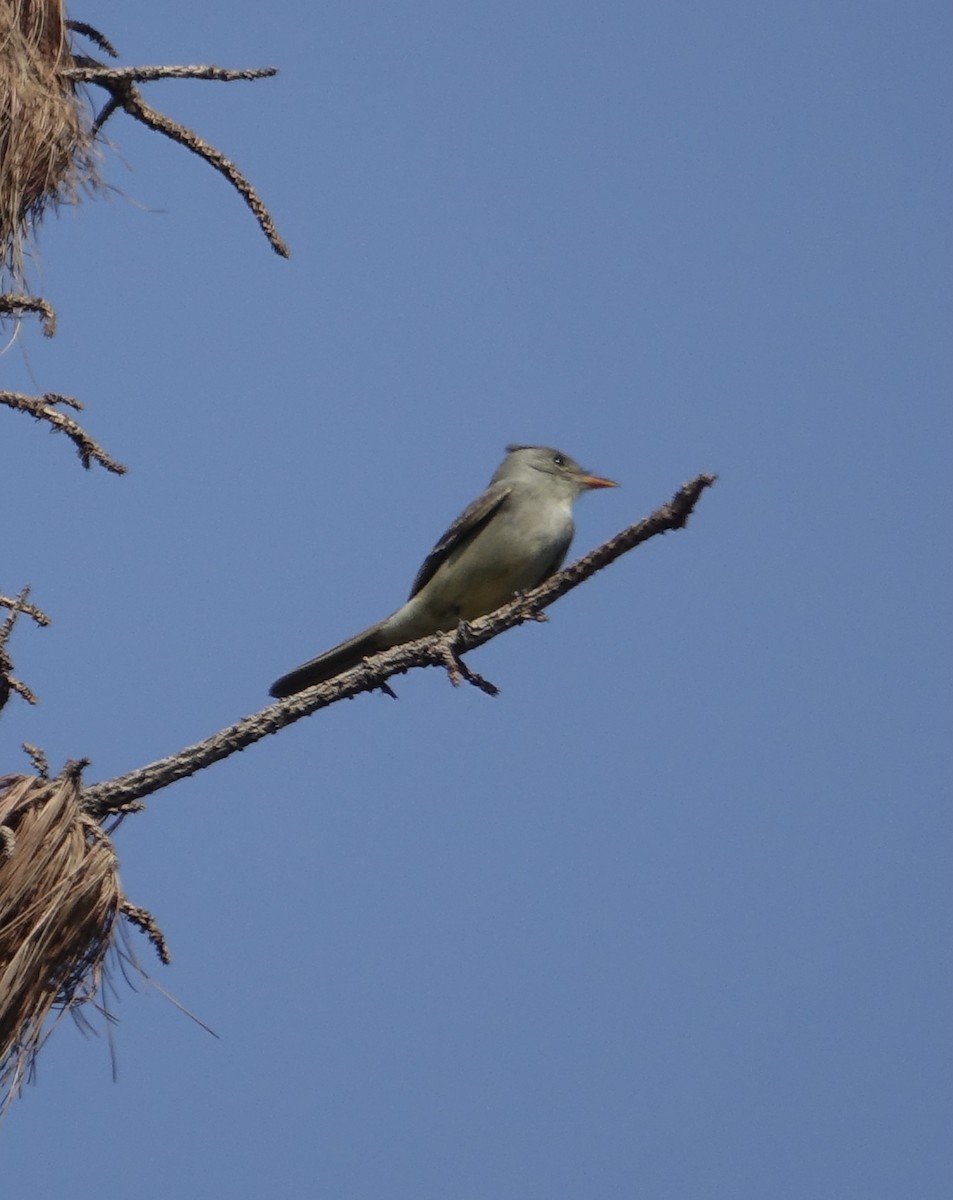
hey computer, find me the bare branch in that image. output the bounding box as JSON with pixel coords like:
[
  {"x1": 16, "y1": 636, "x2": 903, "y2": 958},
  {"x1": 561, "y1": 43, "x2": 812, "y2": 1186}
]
[
  {"x1": 0, "y1": 677, "x2": 35, "y2": 709},
  {"x1": 1, "y1": 590, "x2": 50, "y2": 628},
  {"x1": 0, "y1": 293, "x2": 57, "y2": 336},
  {"x1": 67, "y1": 63, "x2": 277, "y2": 86},
  {"x1": 0, "y1": 390, "x2": 126, "y2": 473},
  {"x1": 73, "y1": 60, "x2": 289, "y2": 258},
  {"x1": 81, "y1": 474, "x2": 716, "y2": 818}
]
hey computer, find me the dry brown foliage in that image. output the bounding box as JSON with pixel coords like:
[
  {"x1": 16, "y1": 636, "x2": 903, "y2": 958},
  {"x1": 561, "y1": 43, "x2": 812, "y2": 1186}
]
[
  {"x1": 0, "y1": 768, "x2": 132, "y2": 1111},
  {"x1": 0, "y1": 0, "x2": 98, "y2": 283}
]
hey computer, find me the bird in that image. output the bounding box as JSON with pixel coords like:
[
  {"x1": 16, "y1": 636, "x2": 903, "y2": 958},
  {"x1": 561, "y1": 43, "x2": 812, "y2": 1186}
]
[{"x1": 269, "y1": 444, "x2": 617, "y2": 698}]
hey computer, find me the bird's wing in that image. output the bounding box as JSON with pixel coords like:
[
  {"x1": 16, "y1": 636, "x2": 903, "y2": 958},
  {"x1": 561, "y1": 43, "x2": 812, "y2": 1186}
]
[{"x1": 407, "y1": 482, "x2": 513, "y2": 599}]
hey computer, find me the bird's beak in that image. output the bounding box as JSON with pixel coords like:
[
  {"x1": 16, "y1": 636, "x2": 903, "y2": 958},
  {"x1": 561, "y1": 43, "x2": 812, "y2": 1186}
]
[{"x1": 578, "y1": 472, "x2": 618, "y2": 490}]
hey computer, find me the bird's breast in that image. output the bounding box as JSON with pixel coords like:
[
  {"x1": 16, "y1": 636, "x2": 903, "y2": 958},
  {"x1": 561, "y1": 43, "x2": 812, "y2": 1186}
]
[{"x1": 429, "y1": 497, "x2": 573, "y2": 621}]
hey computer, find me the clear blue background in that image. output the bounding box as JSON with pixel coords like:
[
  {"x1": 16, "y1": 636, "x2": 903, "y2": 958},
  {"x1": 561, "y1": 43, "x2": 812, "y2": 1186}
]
[{"x1": 2, "y1": 2, "x2": 950, "y2": 1196}]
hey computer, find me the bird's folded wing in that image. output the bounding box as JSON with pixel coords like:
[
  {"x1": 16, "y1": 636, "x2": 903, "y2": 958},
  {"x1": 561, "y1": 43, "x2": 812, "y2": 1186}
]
[{"x1": 407, "y1": 482, "x2": 512, "y2": 599}]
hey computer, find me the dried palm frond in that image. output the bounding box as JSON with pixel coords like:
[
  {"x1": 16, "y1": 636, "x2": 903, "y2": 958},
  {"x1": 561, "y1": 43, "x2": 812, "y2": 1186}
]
[
  {"x1": 0, "y1": 768, "x2": 121, "y2": 1109},
  {"x1": 0, "y1": 0, "x2": 99, "y2": 284}
]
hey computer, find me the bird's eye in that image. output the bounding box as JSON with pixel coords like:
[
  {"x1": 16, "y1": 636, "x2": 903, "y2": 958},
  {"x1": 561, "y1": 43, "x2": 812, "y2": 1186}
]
[{"x1": 552, "y1": 453, "x2": 566, "y2": 467}]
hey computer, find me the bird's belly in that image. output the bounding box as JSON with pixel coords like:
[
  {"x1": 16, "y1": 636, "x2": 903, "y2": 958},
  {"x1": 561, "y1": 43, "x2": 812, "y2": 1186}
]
[
  {"x1": 447, "y1": 557, "x2": 545, "y2": 618},
  {"x1": 429, "y1": 507, "x2": 572, "y2": 623}
]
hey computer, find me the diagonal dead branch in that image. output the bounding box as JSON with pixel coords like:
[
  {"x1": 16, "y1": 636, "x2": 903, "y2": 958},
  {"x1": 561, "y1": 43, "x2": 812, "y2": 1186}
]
[
  {"x1": 80, "y1": 474, "x2": 717, "y2": 818},
  {"x1": 0, "y1": 390, "x2": 126, "y2": 473}
]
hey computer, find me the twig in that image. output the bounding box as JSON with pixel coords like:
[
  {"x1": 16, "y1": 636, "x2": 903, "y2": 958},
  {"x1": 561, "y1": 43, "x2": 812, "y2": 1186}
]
[
  {"x1": 0, "y1": 391, "x2": 126, "y2": 474},
  {"x1": 66, "y1": 23, "x2": 120, "y2": 59},
  {"x1": 80, "y1": 474, "x2": 716, "y2": 818},
  {"x1": 0, "y1": 589, "x2": 51, "y2": 712},
  {"x1": 67, "y1": 64, "x2": 277, "y2": 86},
  {"x1": 436, "y1": 630, "x2": 499, "y2": 695},
  {"x1": 120, "y1": 903, "x2": 171, "y2": 965},
  {"x1": 1, "y1": 591, "x2": 50, "y2": 628},
  {"x1": 21, "y1": 745, "x2": 49, "y2": 777}
]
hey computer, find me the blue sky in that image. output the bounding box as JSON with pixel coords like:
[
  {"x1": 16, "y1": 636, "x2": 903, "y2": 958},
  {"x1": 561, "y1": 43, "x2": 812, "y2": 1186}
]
[{"x1": 2, "y1": 2, "x2": 950, "y2": 1197}]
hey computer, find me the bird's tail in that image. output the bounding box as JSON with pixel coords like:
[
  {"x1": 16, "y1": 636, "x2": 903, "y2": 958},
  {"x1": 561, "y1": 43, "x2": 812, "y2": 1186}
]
[{"x1": 268, "y1": 622, "x2": 388, "y2": 699}]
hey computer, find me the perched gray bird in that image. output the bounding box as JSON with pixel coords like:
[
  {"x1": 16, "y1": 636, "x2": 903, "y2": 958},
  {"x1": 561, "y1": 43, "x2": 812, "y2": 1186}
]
[{"x1": 269, "y1": 444, "x2": 617, "y2": 698}]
